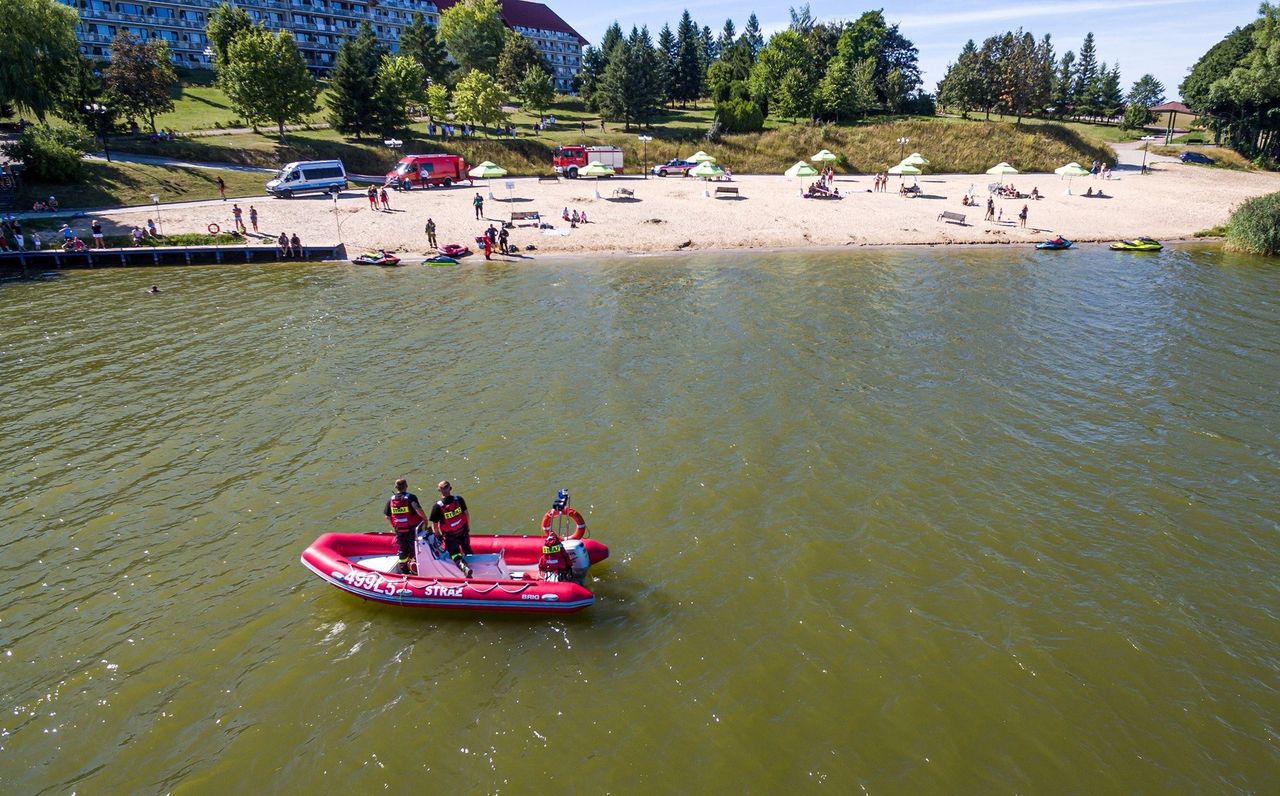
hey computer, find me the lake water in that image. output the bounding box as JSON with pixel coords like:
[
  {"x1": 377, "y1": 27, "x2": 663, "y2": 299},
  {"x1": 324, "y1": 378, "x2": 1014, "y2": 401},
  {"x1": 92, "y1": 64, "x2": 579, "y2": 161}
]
[{"x1": 2, "y1": 246, "x2": 1277, "y2": 792}]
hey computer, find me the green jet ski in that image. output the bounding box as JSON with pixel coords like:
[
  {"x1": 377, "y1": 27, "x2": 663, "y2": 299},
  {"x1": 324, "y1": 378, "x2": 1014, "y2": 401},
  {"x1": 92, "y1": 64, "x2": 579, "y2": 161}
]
[{"x1": 1110, "y1": 238, "x2": 1163, "y2": 252}]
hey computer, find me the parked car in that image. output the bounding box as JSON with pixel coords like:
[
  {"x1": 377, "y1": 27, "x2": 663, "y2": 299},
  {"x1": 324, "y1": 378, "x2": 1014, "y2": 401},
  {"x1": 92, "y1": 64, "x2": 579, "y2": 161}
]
[
  {"x1": 1179, "y1": 151, "x2": 1215, "y2": 165},
  {"x1": 650, "y1": 159, "x2": 697, "y2": 177}
]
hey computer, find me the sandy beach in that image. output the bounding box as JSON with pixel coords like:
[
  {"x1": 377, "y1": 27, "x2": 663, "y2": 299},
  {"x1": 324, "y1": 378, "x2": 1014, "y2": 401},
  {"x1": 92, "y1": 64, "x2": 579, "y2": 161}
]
[{"x1": 87, "y1": 159, "x2": 1280, "y2": 258}]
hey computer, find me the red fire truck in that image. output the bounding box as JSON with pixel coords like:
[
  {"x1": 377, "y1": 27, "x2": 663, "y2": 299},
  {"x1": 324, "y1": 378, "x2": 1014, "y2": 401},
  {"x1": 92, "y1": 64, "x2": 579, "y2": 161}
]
[{"x1": 552, "y1": 145, "x2": 624, "y2": 178}]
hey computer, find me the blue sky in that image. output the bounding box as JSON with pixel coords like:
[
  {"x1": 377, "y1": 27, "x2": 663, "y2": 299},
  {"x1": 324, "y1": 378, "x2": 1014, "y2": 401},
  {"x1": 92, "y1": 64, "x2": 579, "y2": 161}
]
[{"x1": 560, "y1": 0, "x2": 1263, "y2": 100}]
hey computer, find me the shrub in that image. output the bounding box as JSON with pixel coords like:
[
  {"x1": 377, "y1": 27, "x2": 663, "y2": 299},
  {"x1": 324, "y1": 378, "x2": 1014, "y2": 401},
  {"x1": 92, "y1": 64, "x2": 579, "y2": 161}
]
[
  {"x1": 715, "y1": 98, "x2": 764, "y2": 134},
  {"x1": 1225, "y1": 192, "x2": 1280, "y2": 255},
  {"x1": 2, "y1": 124, "x2": 92, "y2": 182}
]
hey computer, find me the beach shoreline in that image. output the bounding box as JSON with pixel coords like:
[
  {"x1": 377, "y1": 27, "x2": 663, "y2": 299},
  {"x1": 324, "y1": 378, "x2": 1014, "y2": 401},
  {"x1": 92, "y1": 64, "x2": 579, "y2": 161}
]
[{"x1": 69, "y1": 163, "x2": 1280, "y2": 259}]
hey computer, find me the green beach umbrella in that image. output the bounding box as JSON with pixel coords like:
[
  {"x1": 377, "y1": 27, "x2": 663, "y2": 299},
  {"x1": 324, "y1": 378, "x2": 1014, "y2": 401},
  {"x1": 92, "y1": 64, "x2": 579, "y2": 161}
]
[
  {"x1": 468, "y1": 161, "x2": 508, "y2": 198},
  {"x1": 986, "y1": 162, "x2": 1019, "y2": 175},
  {"x1": 811, "y1": 149, "x2": 838, "y2": 163},
  {"x1": 902, "y1": 152, "x2": 930, "y2": 166},
  {"x1": 784, "y1": 161, "x2": 819, "y2": 178},
  {"x1": 1054, "y1": 161, "x2": 1090, "y2": 194},
  {"x1": 888, "y1": 160, "x2": 922, "y2": 187},
  {"x1": 687, "y1": 150, "x2": 717, "y2": 163},
  {"x1": 578, "y1": 160, "x2": 615, "y2": 197},
  {"x1": 689, "y1": 160, "x2": 725, "y2": 195}
]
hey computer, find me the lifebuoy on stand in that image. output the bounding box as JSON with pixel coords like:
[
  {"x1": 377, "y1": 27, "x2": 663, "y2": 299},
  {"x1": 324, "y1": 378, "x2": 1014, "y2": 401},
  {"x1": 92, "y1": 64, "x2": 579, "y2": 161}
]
[
  {"x1": 541, "y1": 507, "x2": 586, "y2": 540},
  {"x1": 208, "y1": 223, "x2": 221, "y2": 234}
]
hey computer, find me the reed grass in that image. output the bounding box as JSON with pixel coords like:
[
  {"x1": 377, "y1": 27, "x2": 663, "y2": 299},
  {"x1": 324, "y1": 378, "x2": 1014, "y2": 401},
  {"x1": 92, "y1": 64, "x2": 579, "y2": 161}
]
[{"x1": 1225, "y1": 192, "x2": 1280, "y2": 255}]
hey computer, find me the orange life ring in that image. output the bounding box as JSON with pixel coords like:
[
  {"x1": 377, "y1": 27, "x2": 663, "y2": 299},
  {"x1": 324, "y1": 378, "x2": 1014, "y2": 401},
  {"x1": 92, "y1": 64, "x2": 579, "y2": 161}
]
[
  {"x1": 207, "y1": 223, "x2": 220, "y2": 234},
  {"x1": 541, "y1": 507, "x2": 586, "y2": 540}
]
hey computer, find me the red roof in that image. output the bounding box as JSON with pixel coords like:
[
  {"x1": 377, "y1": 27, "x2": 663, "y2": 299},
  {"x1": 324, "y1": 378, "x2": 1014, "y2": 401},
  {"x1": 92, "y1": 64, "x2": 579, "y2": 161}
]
[
  {"x1": 433, "y1": 0, "x2": 587, "y2": 46},
  {"x1": 1150, "y1": 101, "x2": 1192, "y2": 113}
]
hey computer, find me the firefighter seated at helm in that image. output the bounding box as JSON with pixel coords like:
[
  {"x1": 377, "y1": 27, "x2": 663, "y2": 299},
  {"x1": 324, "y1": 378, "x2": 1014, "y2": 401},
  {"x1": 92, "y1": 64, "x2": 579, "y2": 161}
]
[{"x1": 538, "y1": 528, "x2": 575, "y2": 582}]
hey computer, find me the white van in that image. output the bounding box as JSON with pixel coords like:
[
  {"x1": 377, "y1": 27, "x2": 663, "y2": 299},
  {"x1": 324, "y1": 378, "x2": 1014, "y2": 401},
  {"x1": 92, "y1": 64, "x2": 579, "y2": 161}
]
[{"x1": 266, "y1": 160, "x2": 348, "y2": 198}]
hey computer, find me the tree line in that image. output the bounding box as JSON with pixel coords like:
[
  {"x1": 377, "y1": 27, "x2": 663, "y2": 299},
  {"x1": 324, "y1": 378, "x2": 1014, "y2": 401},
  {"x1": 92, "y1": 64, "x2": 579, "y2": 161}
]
[
  {"x1": 1181, "y1": 2, "x2": 1280, "y2": 163},
  {"x1": 578, "y1": 5, "x2": 930, "y2": 133},
  {"x1": 936, "y1": 30, "x2": 1167, "y2": 129}
]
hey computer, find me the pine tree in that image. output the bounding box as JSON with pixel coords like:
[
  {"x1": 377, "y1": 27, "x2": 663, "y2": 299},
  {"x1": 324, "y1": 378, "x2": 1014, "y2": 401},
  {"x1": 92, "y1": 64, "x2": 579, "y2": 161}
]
[
  {"x1": 1099, "y1": 63, "x2": 1124, "y2": 119},
  {"x1": 717, "y1": 19, "x2": 736, "y2": 56},
  {"x1": 673, "y1": 10, "x2": 703, "y2": 106},
  {"x1": 656, "y1": 24, "x2": 677, "y2": 104},
  {"x1": 399, "y1": 12, "x2": 451, "y2": 86},
  {"x1": 1122, "y1": 74, "x2": 1164, "y2": 128},
  {"x1": 328, "y1": 22, "x2": 386, "y2": 139},
  {"x1": 1054, "y1": 50, "x2": 1075, "y2": 114},
  {"x1": 597, "y1": 27, "x2": 663, "y2": 130},
  {"x1": 1073, "y1": 32, "x2": 1098, "y2": 112},
  {"x1": 743, "y1": 13, "x2": 764, "y2": 60},
  {"x1": 497, "y1": 31, "x2": 550, "y2": 94}
]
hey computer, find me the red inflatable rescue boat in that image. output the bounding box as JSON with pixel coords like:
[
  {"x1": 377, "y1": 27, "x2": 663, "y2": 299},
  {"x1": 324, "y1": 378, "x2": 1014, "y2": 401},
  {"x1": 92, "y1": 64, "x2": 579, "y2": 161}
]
[{"x1": 301, "y1": 491, "x2": 608, "y2": 613}]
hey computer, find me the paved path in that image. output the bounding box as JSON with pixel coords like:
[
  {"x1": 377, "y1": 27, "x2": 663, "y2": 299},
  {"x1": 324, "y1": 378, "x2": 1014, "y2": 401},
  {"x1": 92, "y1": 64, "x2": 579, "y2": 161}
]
[{"x1": 86, "y1": 151, "x2": 275, "y2": 174}]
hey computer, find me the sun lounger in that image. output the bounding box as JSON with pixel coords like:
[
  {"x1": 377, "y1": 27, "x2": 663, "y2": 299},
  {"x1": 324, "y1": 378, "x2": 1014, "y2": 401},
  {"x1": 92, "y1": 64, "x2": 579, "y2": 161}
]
[{"x1": 613, "y1": 187, "x2": 635, "y2": 198}]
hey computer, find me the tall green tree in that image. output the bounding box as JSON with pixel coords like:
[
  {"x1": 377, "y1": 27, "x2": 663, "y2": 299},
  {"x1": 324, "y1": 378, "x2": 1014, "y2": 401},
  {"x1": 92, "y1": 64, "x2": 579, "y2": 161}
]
[
  {"x1": 496, "y1": 31, "x2": 550, "y2": 94},
  {"x1": 0, "y1": 0, "x2": 80, "y2": 121},
  {"x1": 375, "y1": 54, "x2": 428, "y2": 134},
  {"x1": 438, "y1": 0, "x2": 507, "y2": 75},
  {"x1": 399, "y1": 12, "x2": 451, "y2": 86},
  {"x1": 1073, "y1": 32, "x2": 1098, "y2": 112},
  {"x1": 105, "y1": 33, "x2": 177, "y2": 133},
  {"x1": 597, "y1": 26, "x2": 663, "y2": 130},
  {"x1": 1122, "y1": 74, "x2": 1165, "y2": 129},
  {"x1": 578, "y1": 45, "x2": 606, "y2": 111},
  {"x1": 672, "y1": 10, "x2": 704, "y2": 106},
  {"x1": 518, "y1": 65, "x2": 555, "y2": 119},
  {"x1": 1098, "y1": 64, "x2": 1125, "y2": 118},
  {"x1": 328, "y1": 22, "x2": 387, "y2": 139},
  {"x1": 819, "y1": 27, "x2": 876, "y2": 122},
  {"x1": 937, "y1": 40, "x2": 984, "y2": 117},
  {"x1": 222, "y1": 28, "x2": 318, "y2": 142},
  {"x1": 206, "y1": 2, "x2": 254, "y2": 70},
  {"x1": 743, "y1": 13, "x2": 765, "y2": 59},
  {"x1": 1212, "y1": 2, "x2": 1280, "y2": 159},
  {"x1": 451, "y1": 68, "x2": 508, "y2": 131},
  {"x1": 1053, "y1": 50, "x2": 1075, "y2": 114},
  {"x1": 656, "y1": 24, "x2": 678, "y2": 104},
  {"x1": 716, "y1": 19, "x2": 737, "y2": 55},
  {"x1": 426, "y1": 82, "x2": 451, "y2": 122}
]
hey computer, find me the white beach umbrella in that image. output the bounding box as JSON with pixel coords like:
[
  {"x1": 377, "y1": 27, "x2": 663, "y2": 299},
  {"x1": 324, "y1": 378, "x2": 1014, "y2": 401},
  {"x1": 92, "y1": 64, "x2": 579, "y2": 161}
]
[
  {"x1": 688, "y1": 160, "x2": 725, "y2": 195},
  {"x1": 986, "y1": 162, "x2": 1019, "y2": 175},
  {"x1": 687, "y1": 150, "x2": 717, "y2": 163},
  {"x1": 888, "y1": 161, "x2": 922, "y2": 186},
  {"x1": 811, "y1": 149, "x2": 838, "y2": 163},
  {"x1": 902, "y1": 152, "x2": 930, "y2": 166},
  {"x1": 468, "y1": 161, "x2": 508, "y2": 198},
  {"x1": 785, "y1": 161, "x2": 820, "y2": 178}
]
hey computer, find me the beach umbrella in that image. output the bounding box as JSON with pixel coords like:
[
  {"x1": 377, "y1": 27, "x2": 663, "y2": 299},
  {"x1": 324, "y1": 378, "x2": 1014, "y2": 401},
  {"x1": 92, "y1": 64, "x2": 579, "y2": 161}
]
[
  {"x1": 468, "y1": 161, "x2": 508, "y2": 198},
  {"x1": 578, "y1": 160, "x2": 615, "y2": 197},
  {"x1": 1054, "y1": 161, "x2": 1090, "y2": 194},
  {"x1": 784, "y1": 161, "x2": 819, "y2": 178},
  {"x1": 888, "y1": 161, "x2": 922, "y2": 185},
  {"x1": 986, "y1": 162, "x2": 1019, "y2": 175},
  {"x1": 902, "y1": 152, "x2": 930, "y2": 166},
  {"x1": 687, "y1": 150, "x2": 716, "y2": 163},
  {"x1": 811, "y1": 149, "x2": 838, "y2": 163},
  {"x1": 689, "y1": 160, "x2": 725, "y2": 196}
]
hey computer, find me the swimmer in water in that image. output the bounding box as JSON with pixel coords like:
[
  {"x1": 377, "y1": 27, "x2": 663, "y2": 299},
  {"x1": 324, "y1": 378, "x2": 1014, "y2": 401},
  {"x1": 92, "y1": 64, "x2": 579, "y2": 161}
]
[{"x1": 147, "y1": 285, "x2": 160, "y2": 294}]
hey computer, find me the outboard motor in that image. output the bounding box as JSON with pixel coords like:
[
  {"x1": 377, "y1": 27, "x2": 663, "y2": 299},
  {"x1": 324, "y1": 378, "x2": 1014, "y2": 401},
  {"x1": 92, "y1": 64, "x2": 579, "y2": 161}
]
[{"x1": 562, "y1": 538, "x2": 590, "y2": 582}]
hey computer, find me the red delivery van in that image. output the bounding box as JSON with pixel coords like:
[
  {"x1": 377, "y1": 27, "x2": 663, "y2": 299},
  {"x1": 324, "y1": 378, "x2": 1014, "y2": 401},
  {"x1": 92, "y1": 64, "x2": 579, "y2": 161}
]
[{"x1": 386, "y1": 154, "x2": 469, "y2": 190}]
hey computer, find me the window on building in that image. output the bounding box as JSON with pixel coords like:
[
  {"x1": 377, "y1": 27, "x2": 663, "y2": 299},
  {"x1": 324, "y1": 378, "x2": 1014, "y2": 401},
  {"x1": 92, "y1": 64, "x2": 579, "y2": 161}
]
[
  {"x1": 116, "y1": 3, "x2": 143, "y2": 15},
  {"x1": 152, "y1": 6, "x2": 174, "y2": 19}
]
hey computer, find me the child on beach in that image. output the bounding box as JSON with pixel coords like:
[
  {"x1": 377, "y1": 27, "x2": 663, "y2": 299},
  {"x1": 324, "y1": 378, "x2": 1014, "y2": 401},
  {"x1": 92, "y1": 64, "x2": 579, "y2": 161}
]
[{"x1": 379, "y1": 187, "x2": 390, "y2": 211}]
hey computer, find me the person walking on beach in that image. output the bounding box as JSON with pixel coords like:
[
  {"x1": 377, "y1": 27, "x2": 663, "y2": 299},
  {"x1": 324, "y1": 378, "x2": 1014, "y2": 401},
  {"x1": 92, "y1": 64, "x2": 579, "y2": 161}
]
[
  {"x1": 425, "y1": 217, "x2": 437, "y2": 249},
  {"x1": 473, "y1": 192, "x2": 484, "y2": 219},
  {"x1": 384, "y1": 478, "x2": 428, "y2": 575},
  {"x1": 232, "y1": 204, "x2": 245, "y2": 233},
  {"x1": 217, "y1": 176, "x2": 226, "y2": 201},
  {"x1": 367, "y1": 186, "x2": 378, "y2": 210},
  {"x1": 985, "y1": 197, "x2": 995, "y2": 222},
  {"x1": 429, "y1": 480, "x2": 472, "y2": 578},
  {"x1": 249, "y1": 205, "x2": 259, "y2": 233},
  {"x1": 1018, "y1": 204, "x2": 1028, "y2": 228}
]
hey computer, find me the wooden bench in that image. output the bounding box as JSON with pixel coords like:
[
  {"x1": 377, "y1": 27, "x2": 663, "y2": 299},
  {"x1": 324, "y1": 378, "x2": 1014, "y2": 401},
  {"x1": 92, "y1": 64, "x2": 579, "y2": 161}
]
[
  {"x1": 510, "y1": 210, "x2": 541, "y2": 226},
  {"x1": 938, "y1": 211, "x2": 967, "y2": 225},
  {"x1": 714, "y1": 186, "x2": 740, "y2": 197},
  {"x1": 537, "y1": 175, "x2": 559, "y2": 183},
  {"x1": 612, "y1": 187, "x2": 634, "y2": 198}
]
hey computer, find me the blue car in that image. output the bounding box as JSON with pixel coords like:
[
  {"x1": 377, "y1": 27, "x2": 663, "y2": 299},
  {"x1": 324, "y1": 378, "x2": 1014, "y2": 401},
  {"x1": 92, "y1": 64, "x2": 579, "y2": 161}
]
[{"x1": 1179, "y1": 151, "x2": 1215, "y2": 165}]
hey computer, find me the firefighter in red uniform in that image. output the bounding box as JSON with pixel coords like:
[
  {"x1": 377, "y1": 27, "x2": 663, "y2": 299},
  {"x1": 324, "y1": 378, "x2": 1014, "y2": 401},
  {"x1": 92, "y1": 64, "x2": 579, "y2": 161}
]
[
  {"x1": 429, "y1": 480, "x2": 473, "y2": 577},
  {"x1": 538, "y1": 529, "x2": 574, "y2": 581},
  {"x1": 384, "y1": 478, "x2": 427, "y2": 574}
]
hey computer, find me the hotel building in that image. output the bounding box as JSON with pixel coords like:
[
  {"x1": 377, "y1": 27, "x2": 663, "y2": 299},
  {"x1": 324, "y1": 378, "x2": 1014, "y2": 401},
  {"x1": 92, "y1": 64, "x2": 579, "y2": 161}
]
[{"x1": 63, "y1": 0, "x2": 587, "y2": 92}]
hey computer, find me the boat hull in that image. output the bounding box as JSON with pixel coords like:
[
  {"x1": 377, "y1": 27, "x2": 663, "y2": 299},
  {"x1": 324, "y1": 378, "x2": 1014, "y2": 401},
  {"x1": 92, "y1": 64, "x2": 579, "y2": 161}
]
[{"x1": 301, "y1": 532, "x2": 609, "y2": 613}]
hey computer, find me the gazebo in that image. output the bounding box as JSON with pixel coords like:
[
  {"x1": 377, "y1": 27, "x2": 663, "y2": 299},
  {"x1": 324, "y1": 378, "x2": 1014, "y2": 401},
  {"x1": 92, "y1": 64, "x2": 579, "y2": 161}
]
[{"x1": 1150, "y1": 101, "x2": 1193, "y2": 145}]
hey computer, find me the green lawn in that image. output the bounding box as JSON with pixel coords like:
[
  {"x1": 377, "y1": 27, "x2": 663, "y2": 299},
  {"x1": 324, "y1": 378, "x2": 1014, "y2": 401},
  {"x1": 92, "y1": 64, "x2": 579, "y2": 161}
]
[
  {"x1": 16, "y1": 160, "x2": 267, "y2": 211},
  {"x1": 150, "y1": 85, "x2": 332, "y2": 132}
]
